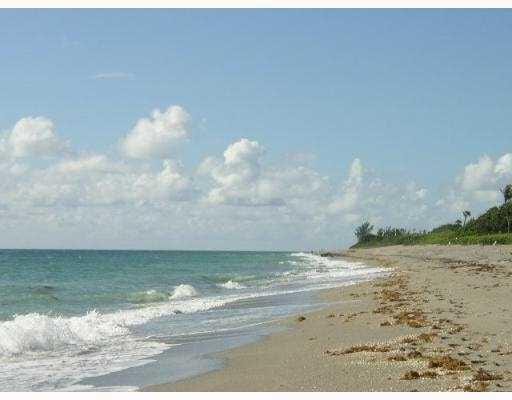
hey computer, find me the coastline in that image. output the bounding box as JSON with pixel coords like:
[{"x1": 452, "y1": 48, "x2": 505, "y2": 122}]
[{"x1": 143, "y1": 245, "x2": 512, "y2": 392}]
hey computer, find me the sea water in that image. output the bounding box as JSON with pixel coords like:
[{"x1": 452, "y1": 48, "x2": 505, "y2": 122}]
[{"x1": 0, "y1": 250, "x2": 386, "y2": 391}]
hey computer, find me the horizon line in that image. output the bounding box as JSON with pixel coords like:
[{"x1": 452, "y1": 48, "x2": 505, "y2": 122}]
[{"x1": 0, "y1": 247, "x2": 306, "y2": 252}]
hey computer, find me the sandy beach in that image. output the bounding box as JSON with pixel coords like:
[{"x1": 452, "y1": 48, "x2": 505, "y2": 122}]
[{"x1": 143, "y1": 245, "x2": 512, "y2": 392}]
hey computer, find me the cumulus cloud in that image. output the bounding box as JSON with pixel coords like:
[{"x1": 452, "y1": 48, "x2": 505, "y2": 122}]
[
  {"x1": 404, "y1": 182, "x2": 428, "y2": 201},
  {"x1": 3, "y1": 109, "x2": 508, "y2": 250},
  {"x1": 199, "y1": 142, "x2": 433, "y2": 235},
  {"x1": 9, "y1": 154, "x2": 195, "y2": 208},
  {"x1": 202, "y1": 138, "x2": 329, "y2": 207},
  {"x1": 459, "y1": 155, "x2": 496, "y2": 191},
  {"x1": 133, "y1": 160, "x2": 194, "y2": 202},
  {"x1": 435, "y1": 190, "x2": 470, "y2": 214},
  {"x1": 121, "y1": 105, "x2": 190, "y2": 159},
  {"x1": 327, "y1": 158, "x2": 430, "y2": 229},
  {"x1": 328, "y1": 158, "x2": 364, "y2": 213},
  {"x1": 204, "y1": 138, "x2": 274, "y2": 206},
  {"x1": 3, "y1": 116, "x2": 69, "y2": 158},
  {"x1": 0, "y1": 113, "x2": 403, "y2": 249},
  {"x1": 0, "y1": 138, "x2": 9, "y2": 160},
  {"x1": 54, "y1": 154, "x2": 127, "y2": 175},
  {"x1": 459, "y1": 153, "x2": 512, "y2": 192},
  {"x1": 495, "y1": 153, "x2": 512, "y2": 177},
  {"x1": 439, "y1": 152, "x2": 512, "y2": 213},
  {"x1": 433, "y1": 152, "x2": 512, "y2": 221}
]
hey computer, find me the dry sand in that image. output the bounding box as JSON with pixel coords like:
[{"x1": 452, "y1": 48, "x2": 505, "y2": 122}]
[{"x1": 143, "y1": 245, "x2": 512, "y2": 392}]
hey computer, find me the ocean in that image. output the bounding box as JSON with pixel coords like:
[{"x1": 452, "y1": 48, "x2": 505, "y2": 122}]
[{"x1": 0, "y1": 250, "x2": 386, "y2": 391}]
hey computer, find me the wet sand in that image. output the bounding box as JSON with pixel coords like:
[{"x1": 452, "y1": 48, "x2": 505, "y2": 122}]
[{"x1": 143, "y1": 245, "x2": 512, "y2": 392}]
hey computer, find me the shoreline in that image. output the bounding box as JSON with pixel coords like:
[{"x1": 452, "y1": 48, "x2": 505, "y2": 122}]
[
  {"x1": 143, "y1": 245, "x2": 512, "y2": 392},
  {"x1": 138, "y1": 280, "x2": 385, "y2": 392}
]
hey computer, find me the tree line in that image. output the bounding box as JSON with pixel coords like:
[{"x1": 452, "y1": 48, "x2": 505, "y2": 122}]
[{"x1": 354, "y1": 184, "x2": 512, "y2": 246}]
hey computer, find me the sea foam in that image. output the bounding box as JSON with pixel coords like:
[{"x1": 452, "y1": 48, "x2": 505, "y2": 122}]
[
  {"x1": 217, "y1": 280, "x2": 246, "y2": 290},
  {"x1": 169, "y1": 284, "x2": 198, "y2": 299},
  {"x1": 0, "y1": 255, "x2": 380, "y2": 358},
  {"x1": 0, "y1": 293, "x2": 223, "y2": 358},
  {"x1": 0, "y1": 251, "x2": 388, "y2": 390}
]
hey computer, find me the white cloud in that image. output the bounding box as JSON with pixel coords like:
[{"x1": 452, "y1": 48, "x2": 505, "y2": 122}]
[
  {"x1": 6, "y1": 116, "x2": 69, "y2": 158},
  {"x1": 404, "y1": 182, "x2": 428, "y2": 201},
  {"x1": 328, "y1": 159, "x2": 431, "y2": 229},
  {"x1": 472, "y1": 190, "x2": 500, "y2": 203},
  {"x1": 440, "y1": 152, "x2": 512, "y2": 212},
  {"x1": 223, "y1": 138, "x2": 264, "y2": 166},
  {"x1": 203, "y1": 138, "x2": 328, "y2": 208},
  {"x1": 9, "y1": 154, "x2": 195, "y2": 208},
  {"x1": 2, "y1": 108, "x2": 508, "y2": 250},
  {"x1": 328, "y1": 158, "x2": 363, "y2": 213},
  {"x1": 199, "y1": 141, "x2": 432, "y2": 240},
  {"x1": 0, "y1": 138, "x2": 9, "y2": 160},
  {"x1": 459, "y1": 153, "x2": 512, "y2": 192},
  {"x1": 435, "y1": 152, "x2": 512, "y2": 220},
  {"x1": 495, "y1": 153, "x2": 512, "y2": 176},
  {"x1": 55, "y1": 154, "x2": 127, "y2": 175},
  {"x1": 133, "y1": 159, "x2": 194, "y2": 202},
  {"x1": 121, "y1": 105, "x2": 190, "y2": 159},
  {"x1": 197, "y1": 156, "x2": 220, "y2": 176},
  {"x1": 435, "y1": 190, "x2": 470, "y2": 214},
  {"x1": 205, "y1": 138, "x2": 272, "y2": 206},
  {"x1": 459, "y1": 155, "x2": 496, "y2": 191}
]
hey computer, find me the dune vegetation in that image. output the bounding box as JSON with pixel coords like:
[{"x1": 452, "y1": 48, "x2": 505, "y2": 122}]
[{"x1": 352, "y1": 184, "x2": 512, "y2": 248}]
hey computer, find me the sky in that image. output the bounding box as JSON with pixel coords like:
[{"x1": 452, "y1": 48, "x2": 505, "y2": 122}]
[{"x1": 0, "y1": 9, "x2": 511, "y2": 250}]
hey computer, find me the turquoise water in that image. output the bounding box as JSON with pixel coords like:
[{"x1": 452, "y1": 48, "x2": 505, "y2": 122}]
[
  {"x1": 0, "y1": 250, "x2": 386, "y2": 391},
  {"x1": 0, "y1": 250, "x2": 292, "y2": 319}
]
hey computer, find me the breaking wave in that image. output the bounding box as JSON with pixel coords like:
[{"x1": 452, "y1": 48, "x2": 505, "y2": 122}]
[
  {"x1": 0, "y1": 251, "x2": 388, "y2": 390},
  {"x1": 217, "y1": 280, "x2": 246, "y2": 290},
  {"x1": 169, "y1": 284, "x2": 198, "y2": 300},
  {"x1": 0, "y1": 294, "x2": 223, "y2": 358}
]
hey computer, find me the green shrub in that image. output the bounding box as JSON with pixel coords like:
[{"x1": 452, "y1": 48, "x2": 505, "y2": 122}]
[
  {"x1": 465, "y1": 202, "x2": 512, "y2": 234},
  {"x1": 350, "y1": 191, "x2": 512, "y2": 248}
]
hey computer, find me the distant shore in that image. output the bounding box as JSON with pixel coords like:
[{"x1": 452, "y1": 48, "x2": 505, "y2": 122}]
[{"x1": 143, "y1": 245, "x2": 512, "y2": 392}]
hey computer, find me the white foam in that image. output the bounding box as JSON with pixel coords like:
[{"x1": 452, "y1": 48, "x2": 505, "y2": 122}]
[
  {"x1": 1, "y1": 336, "x2": 171, "y2": 391},
  {"x1": 169, "y1": 284, "x2": 198, "y2": 300},
  {"x1": 290, "y1": 252, "x2": 366, "y2": 270},
  {"x1": 284, "y1": 252, "x2": 387, "y2": 284},
  {"x1": 217, "y1": 280, "x2": 246, "y2": 290},
  {"x1": 0, "y1": 253, "x2": 388, "y2": 390},
  {"x1": 0, "y1": 294, "x2": 226, "y2": 359},
  {"x1": 0, "y1": 292, "x2": 235, "y2": 390},
  {"x1": 0, "y1": 253, "x2": 383, "y2": 359}
]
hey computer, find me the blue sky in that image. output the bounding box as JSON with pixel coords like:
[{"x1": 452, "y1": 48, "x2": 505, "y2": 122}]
[{"x1": 0, "y1": 10, "x2": 511, "y2": 250}]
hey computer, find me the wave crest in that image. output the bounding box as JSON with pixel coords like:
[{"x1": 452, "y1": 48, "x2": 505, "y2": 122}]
[
  {"x1": 169, "y1": 284, "x2": 199, "y2": 300},
  {"x1": 0, "y1": 289, "x2": 228, "y2": 358},
  {"x1": 128, "y1": 290, "x2": 169, "y2": 304},
  {"x1": 217, "y1": 280, "x2": 246, "y2": 290},
  {"x1": 0, "y1": 310, "x2": 128, "y2": 357}
]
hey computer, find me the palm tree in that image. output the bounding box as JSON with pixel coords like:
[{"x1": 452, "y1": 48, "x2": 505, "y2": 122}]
[
  {"x1": 462, "y1": 210, "x2": 471, "y2": 227},
  {"x1": 354, "y1": 221, "x2": 374, "y2": 242},
  {"x1": 502, "y1": 184, "x2": 512, "y2": 203}
]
